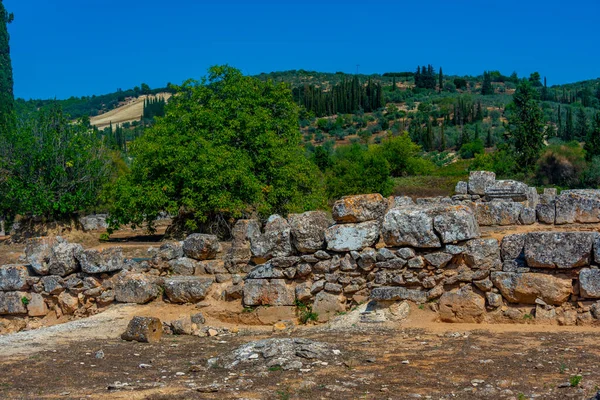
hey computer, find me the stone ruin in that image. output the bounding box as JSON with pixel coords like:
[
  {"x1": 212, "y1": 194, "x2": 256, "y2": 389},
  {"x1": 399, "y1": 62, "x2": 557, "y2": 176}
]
[{"x1": 3, "y1": 171, "x2": 600, "y2": 329}]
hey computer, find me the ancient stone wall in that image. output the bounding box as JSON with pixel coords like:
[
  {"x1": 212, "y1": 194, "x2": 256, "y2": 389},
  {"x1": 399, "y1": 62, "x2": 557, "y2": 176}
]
[{"x1": 3, "y1": 171, "x2": 600, "y2": 328}]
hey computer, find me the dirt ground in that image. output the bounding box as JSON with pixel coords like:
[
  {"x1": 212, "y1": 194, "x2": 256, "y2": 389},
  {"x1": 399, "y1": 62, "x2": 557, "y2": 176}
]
[{"x1": 1, "y1": 304, "x2": 599, "y2": 400}]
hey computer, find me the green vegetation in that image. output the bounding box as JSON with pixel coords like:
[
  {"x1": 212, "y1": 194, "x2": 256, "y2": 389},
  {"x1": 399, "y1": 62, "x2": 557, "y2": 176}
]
[
  {"x1": 20, "y1": 296, "x2": 29, "y2": 306},
  {"x1": 569, "y1": 375, "x2": 582, "y2": 387},
  {"x1": 295, "y1": 300, "x2": 319, "y2": 324},
  {"x1": 0, "y1": 1, "x2": 13, "y2": 128}
]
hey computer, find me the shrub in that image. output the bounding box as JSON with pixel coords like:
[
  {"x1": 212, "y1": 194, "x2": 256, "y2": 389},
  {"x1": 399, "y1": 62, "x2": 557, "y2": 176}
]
[
  {"x1": 535, "y1": 142, "x2": 586, "y2": 187},
  {"x1": 459, "y1": 139, "x2": 485, "y2": 159}
]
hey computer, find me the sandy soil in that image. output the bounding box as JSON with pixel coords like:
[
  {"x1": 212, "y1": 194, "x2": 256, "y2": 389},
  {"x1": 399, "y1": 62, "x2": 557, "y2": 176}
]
[
  {"x1": 1, "y1": 305, "x2": 599, "y2": 399},
  {"x1": 90, "y1": 93, "x2": 172, "y2": 130}
]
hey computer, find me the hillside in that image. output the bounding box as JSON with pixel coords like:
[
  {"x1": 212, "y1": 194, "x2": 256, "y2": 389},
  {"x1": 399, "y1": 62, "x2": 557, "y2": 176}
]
[{"x1": 89, "y1": 92, "x2": 171, "y2": 130}]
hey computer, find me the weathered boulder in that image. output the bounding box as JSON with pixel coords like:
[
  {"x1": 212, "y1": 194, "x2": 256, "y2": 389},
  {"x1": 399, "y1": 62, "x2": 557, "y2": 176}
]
[
  {"x1": 382, "y1": 207, "x2": 440, "y2": 248},
  {"x1": 0, "y1": 265, "x2": 29, "y2": 291},
  {"x1": 312, "y1": 291, "x2": 345, "y2": 322},
  {"x1": 325, "y1": 220, "x2": 380, "y2": 252},
  {"x1": 464, "y1": 239, "x2": 501, "y2": 270},
  {"x1": 468, "y1": 171, "x2": 496, "y2": 195},
  {"x1": 155, "y1": 242, "x2": 184, "y2": 261},
  {"x1": 121, "y1": 316, "x2": 163, "y2": 343},
  {"x1": 332, "y1": 194, "x2": 387, "y2": 223},
  {"x1": 475, "y1": 201, "x2": 523, "y2": 226},
  {"x1": 439, "y1": 287, "x2": 486, "y2": 323},
  {"x1": 114, "y1": 273, "x2": 161, "y2": 304},
  {"x1": 389, "y1": 196, "x2": 415, "y2": 208},
  {"x1": 76, "y1": 247, "x2": 123, "y2": 274},
  {"x1": 484, "y1": 180, "x2": 528, "y2": 202},
  {"x1": 455, "y1": 181, "x2": 468, "y2": 195},
  {"x1": 432, "y1": 205, "x2": 480, "y2": 243},
  {"x1": 579, "y1": 268, "x2": 600, "y2": 299},
  {"x1": 490, "y1": 272, "x2": 572, "y2": 305},
  {"x1": 0, "y1": 291, "x2": 28, "y2": 315},
  {"x1": 57, "y1": 291, "x2": 79, "y2": 314},
  {"x1": 48, "y1": 242, "x2": 83, "y2": 277},
  {"x1": 79, "y1": 214, "x2": 108, "y2": 231},
  {"x1": 167, "y1": 257, "x2": 197, "y2": 275},
  {"x1": 527, "y1": 187, "x2": 540, "y2": 209},
  {"x1": 519, "y1": 207, "x2": 536, "y2": 225},
  {"x1": 40, "y1": 275, "x2": 64, "y2": 295},
  {"x1": 536, "y1": 194, "x2": 556, "y2": 224},
  {"x1": 424, "y1": 252, "x2": 453, "y2": 268},
  {"x1": 370, "y1": 286, "x2": 427, "y2": 304},
  {"x1": 163, "y1": 276, "x2": 213, "y2": 303},
  {"x1": 288, "y1": 211, "x2": 333, "y2": 253},
  {"x1": 27, "y1": 293, "x2": 48, "y2": 317},
  {"x1": 24, "y1": 237, "x2": 57, "y2": 275},
  {"x1": 524, "y1": 232, "x2": 593, "y2": 269},
  {"x1": 243, "y1": 279, "x2": 295, "y2": 306},
  {"x1": 555, "y1": 190, "x2": 600, "y2": 224},
  {"x1": 250, "y1": 215, "x2": 293, "y2": 261},
  {"x1": 227, "y1": 219, "x2": 261, "y2": 267},
  {"x1": 501, "y1": 233, "x2": 526, "y2": 261},
  {"x1": 183, "y1": 234, "x2": 221, "y2": 261}
]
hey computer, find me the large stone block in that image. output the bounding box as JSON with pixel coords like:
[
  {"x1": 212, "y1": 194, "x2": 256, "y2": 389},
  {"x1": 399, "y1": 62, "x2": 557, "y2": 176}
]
[
  {"x1": 555, "y1": 190, "x2": 600, "y2": 224},
  {"x1": 490, "y1": 272, "x2": 572, "y2": 305},
  {"x1": 332, "y1": 194, "x2": 387, "y2": 223},
  {"x1": 325, "y1": 220, "x2": 380, "y2": 252},
  {"x1": 579, "y1": 268, "x2": 600, "y2": 299},
  {"x1": 432, "y1": 205, "x2": 480, "y2": 244},
  {"x1": 288, "y1": 211, "x2": 333, "y2": 253},
  {"x1": 524, "y1": 232, "x2": 593, "y2": 269},
  {"x1": 312, "y1": 291, "x2": 345, "y2": 322},
  {"x1": 114, "y1": 273, "x2": 161, "y2": 304},
  {"x1": 536, "y1": 194, "x2": 556, "y2": 224},
  {"x1": 455, "y1": 181, "x2": 468, "y2": 195},
  {"x1": 0, "y1": 291, "x2": 28, "y2": 315},
  {"x1": 48, "y1": 242, "x2": 83, "y2": 277},
  {"x1": 475, "y1": 201, "x2": 523, "y2": 226},
  {"x1": 227, "y1": 219, "x2": 261, "y2": 266},
  {"x1": 183, "y1": 233, "x2": 221, "y2": 261},
  {"x1": 76, "y1": 247, "x2": 123, "y2": 274},
  {"x1": 370, "y1": 286, "x2": 427, "y2": 304},
  {"x1": 464, "y1": 238, "x2": 501, "y2": 270},
  {"x1": 382, "y1": 207, "x2": 440, "y2": 248},
  {"x1": 468, "y1": 171, "x2": 496, "y2": 195},
  {"x1": 501, "y1": 234, "x2": 526, "y2": 261},
  {"x1": 0, "y1": 265, "x2": 29, "y2": 291},
  {"x1": 24, "y1": 237, "x2": 57, "y2": 275},
  {"x1": 121, "y1": 316, "x2": 163, "y2": 343},
  {"x1": 168, "y1": 257, "x2": 197, "y2": 275},
  {"x1": 250, "y1": 215, "x2": 293, "y2": 261},
  {"x1": 243, "y1": 279, "x2": 295, "y2": 306},
  {"x1": 439, "y1": 287, "x2": 486, "y2": 323},
  {"x1": 163, "y1": 276, "x2": 213, "y2": 303},
  {"x1": 484, "y1": 180, "x2": 528, "y2": 202}
]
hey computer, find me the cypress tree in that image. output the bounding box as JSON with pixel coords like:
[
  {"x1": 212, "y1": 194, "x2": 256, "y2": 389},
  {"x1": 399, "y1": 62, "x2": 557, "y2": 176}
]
[
  {"x1": 576, "y1": 107, "x2": 588, "y2": 140},
  {"x1": 439, "y1": 121, "x2": 446, "y2": 151},
  {"x1": 438, "y1": 67, "x2": 443, "y2": 93},
  {"x1": 392, "y1": 76, "x2": 396, "y2": 91},
  {"x1": 0, "y1": 0, "x2": 14, "y2": 126},
  {"x1": 557, "y1": 105, "x2": 563, "y2": 138},
  {"x1": 565, "y1": 107, "x2": 574, "y2": 141},
  {"x1": 584, "y1": 113, "x2": 600, "y2": 161},
  {"x1": 486, "y1": 128, "x2": 493, "y2": 148}
]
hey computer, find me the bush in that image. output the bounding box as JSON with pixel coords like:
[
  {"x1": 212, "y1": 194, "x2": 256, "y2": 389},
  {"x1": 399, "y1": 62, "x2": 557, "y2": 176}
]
[
  {"x1": 459, "y1": 139, "x2": 485, "y2": 159},
  {"x1": 0, "y1": 104, "x2": 112, "y2": 220},
  {"x1": 377, "y1": 132, "x2": 434, "y2": 176},
  {"x1": 107, "y1": 66, "x2": 326, "y2": 234},
  {"x1": 471, "y1": 147, "x2": 517, "y2": 177},
  {"x1": 535, "y1": 142, "x2": 586, "y2": 187}
]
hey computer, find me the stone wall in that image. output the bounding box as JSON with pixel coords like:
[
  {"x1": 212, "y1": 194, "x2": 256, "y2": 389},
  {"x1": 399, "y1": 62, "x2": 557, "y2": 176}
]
[{"x1": 4, "y1": 172, "x2": 600, "y2": 328}]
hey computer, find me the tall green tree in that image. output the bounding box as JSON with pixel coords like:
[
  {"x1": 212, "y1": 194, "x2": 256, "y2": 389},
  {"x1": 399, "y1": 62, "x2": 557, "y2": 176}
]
[
  {"x1": 506, "y1": 80, "x2": 545, "y2": 171},
  {"x1": 438, "y1": 67, "x2": 443, "y2": 93},
  {"x1": 107, "y1": 66, "x2": 326, "y2": 233},
  {"x1": 481, "y1": 71, "x2": 493, "y2": 95},
  {"x1": 0, "y1": 0, "x2": 14, "y2": 127},
  {"x1": 576, "y1": 107, "x2": 588, "y2": 140},
  {"x1": 584, "y1": 113, "x2": 600, "y2": 161}
]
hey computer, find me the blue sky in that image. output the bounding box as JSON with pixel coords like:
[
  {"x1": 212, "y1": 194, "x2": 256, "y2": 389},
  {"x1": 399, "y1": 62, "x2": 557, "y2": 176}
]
[{"x1": 4, "y1": 0, "x2": 599, "y2": 99}]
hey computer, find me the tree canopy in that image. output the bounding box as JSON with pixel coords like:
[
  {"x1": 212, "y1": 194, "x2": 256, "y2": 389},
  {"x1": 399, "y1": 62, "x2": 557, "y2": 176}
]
[{"x1": 107, "y1": 65, "x2": 326, "y2": 233}]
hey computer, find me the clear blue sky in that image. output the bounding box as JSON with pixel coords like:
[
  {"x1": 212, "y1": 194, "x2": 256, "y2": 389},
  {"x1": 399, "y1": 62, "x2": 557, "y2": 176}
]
[{"x1": 4, "y1": 0, "x2": 599, "y2": 99}]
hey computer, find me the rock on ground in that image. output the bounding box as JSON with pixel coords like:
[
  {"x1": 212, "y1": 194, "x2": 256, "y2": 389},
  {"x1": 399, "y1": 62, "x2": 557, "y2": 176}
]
[
  {"x1": 114, "y1": 273, "x2": 162, "y2": 304},
  {"x1": 121, "y1": 316, "x2": 163, "y2": 343},
  {"x1": 163, "y1": 276, "x2": 213, "y2": 303},
  {"x1": 182, "y1": 234, "x2": 221, "y2": 261},
  {"x1": 243, "y1": 279, "x2": 295, "y2": 306},
  {"x1": 209, "y1": 338, "x2": 340, "y2": 371},
  {"x1": 439, "y1": 287, "x2": 486, "y2": 323},
  {"x1": 76, "y1": 247, "x2": 123, "y2": 274},
  {"x1": 312, "y1": 291, "x2": 345, "y2": 322},
  {"x1": 468, "y1": 171, "x2": 496, "y2": 195},
  {"x1": 490, "y1": 272, "x2": 572, "y2": 305}
]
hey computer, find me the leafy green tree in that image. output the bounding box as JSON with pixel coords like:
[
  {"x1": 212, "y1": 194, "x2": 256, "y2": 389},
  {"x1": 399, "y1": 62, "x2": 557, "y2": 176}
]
[
  {"x1": 584, "y1": 113, "x2": 600, "y2": 162},
  {"x1": 438, "y1": 67, "x2": 443, "y2": 93},
  {"x1": 506, "y1": 80, "x2": 545, "y2": 171},
  {"x1": 107, "y1": 66, "x2": 326, "y2": 233},
  {"x1": 481, "y1": 71, "x2": 493, "y2": 95},
  {"x1": 0, "y1": 0, "x2": 14, "y2": 127},
  {"x1": 0, "y1": 104, "x2": 112, "y2": 219},
  {"x1": 576, "y1": 107, "x2": 588, "y2": 140}
]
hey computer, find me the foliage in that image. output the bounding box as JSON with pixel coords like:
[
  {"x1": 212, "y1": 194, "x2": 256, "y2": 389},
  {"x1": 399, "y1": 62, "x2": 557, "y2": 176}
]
[
  {"x1": 0, "y1": 0, "x2": 13, "y2": 127},
  {"x1": 0, "y1": 104, "x2": 112, "y2": 219},
  {"x1": 377, "y1": 133, "x2": 434, "y2": 176},
  {"x1": 583, "y1": 113, "x2": 600, "y2": 161},
  {"x1": 20, "y1": 296, "x2": 29, "y2": 306},
  {"x1": 535, "y1": 142, "x2": 586, "y2": 187},
  {"x1": 459, "y1": 139, "x2": 484, "y2": 159},
  {"x1": 107, "y1": 65, "x2": 326, "y2": 233},
  {"x1": 471, "y1": 147, "x2": 517, "y2": 177},
  {"x1": 506, "y1": 80, "x2": 545, "y2": 171},
  {"x1": 295, "y1": 300, "x2": 318, "y2": 324},
  {"x1": 569, "y1": 375, "x2": 582, "y2": 387}
]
